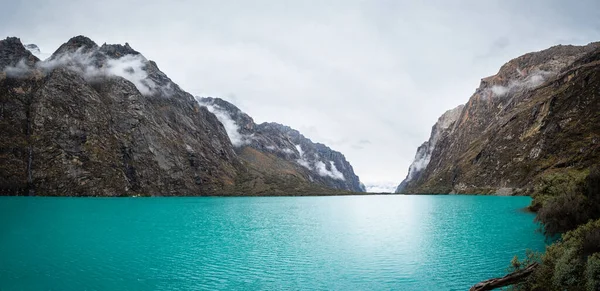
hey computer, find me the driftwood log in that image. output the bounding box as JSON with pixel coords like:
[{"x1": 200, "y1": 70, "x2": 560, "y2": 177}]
[{"x1": 469, "y1": 262, "x2": 539, "y2": 291}]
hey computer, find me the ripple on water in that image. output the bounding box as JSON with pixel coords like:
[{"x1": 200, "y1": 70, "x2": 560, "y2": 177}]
[{"x1": 0, "y1": 195, "x2": 545, "y2": 291}]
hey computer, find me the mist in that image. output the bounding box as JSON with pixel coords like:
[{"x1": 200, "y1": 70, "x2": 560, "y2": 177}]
[
  {"x1": 3, "y1": 45, "x2": 164, "y2": 96},
  {"x1": 490, "y1": 70, "x2": 554, "y2": 97},
  {"x1": 196, "y1": 100, "x2": 252, "y2": 147}
]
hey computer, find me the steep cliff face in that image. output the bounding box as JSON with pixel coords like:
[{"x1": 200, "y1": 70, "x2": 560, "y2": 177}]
[
  {"x1": 397, "y1": 42, "x2": 600, "y2": 194},
  {"x1": 0, "y1": 36, "x2": 363, "y2": 196},
  {"x1": 198, "y1": 97, "x2": 365, "y2": 192},
  {"x1": 396, "y1": 105, "x2": 463, "y2": 193}
]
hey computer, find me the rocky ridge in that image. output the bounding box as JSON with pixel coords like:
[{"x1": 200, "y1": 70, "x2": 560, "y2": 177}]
[
  {"x1": 198, "y1": 97, "x2": 365, "y2": 192},
  {"x1": 0, "y1": 36, "x2": 363, "y2": 196},
  {"x1": 396, "y1": 42, "x2": 600, "y2": 194}
]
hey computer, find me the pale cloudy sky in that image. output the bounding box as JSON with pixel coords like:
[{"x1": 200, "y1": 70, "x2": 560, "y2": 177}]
[{"x1": 2, "y1": 0, "x2": 599, "y2": 191}]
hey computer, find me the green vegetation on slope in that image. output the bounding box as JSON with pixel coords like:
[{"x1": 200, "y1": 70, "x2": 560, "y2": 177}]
[
  {"x1": 507, "y1": 166, "x2": 600, "y2": 290},
  {"x1": 509, "y1": 219, "x2": 600, "y2": 291},
  {"x1": 532, "y1": 166, "x2": 600, "y2": 236}
]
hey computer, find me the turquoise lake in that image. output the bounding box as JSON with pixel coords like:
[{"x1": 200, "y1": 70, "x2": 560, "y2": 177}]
[{"x1": 0, "y1": 195, "x2": 546, "y2": 290}]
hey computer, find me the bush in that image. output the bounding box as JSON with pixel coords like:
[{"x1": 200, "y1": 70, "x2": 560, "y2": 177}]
[
  {"x1": 584, "y1": 166, "x2": 600, "y2": 216},
  {"x1": 505, "y1": 250, "x2": 542, "y2": 291},
  {"x1": 532, "y1": 167, "x2": 600, "y2": 236},
  {"x1": 529, "y1": 169, "x2": 585, "y2": 212},
  {"x1": 585, "y1": 253, "x2": 600, "y2": 291},
  {"x1": 536, "y1": 189, "x2": 589, "y2": 235},
  {"x1": 508, "y1": 167, "x2": 600, "y2": 290},
  {"x1": 518, "y1": 219, "x2": 600, "y2": 291}
]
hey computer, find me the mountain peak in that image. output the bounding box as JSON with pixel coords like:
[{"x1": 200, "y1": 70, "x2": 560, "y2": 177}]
[
  {"x1": 1, "y1": 36, "x2": 23, "y2": 47},
  {"x1": 99, "y1": 43, "x2": 140, "y2": 58},
  {"x1": 0, "y1": 36, "x2": 38, "y2": 70},
  {"x1": 52, "y1": 35, "x2": 98, "y2": 57}
]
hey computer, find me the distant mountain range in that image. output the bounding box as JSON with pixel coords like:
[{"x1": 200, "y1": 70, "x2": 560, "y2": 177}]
[{"x1": 0, "y1": 35, "x2": 364, "y2": 196}]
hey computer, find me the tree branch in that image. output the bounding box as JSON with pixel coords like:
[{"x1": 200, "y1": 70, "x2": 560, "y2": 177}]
[{"x1": 469, "y1": 262, "x2": 539, "y2": 291}]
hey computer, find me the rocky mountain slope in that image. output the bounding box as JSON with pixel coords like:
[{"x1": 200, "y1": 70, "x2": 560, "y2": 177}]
[
  {"x1": 0, "y1": 36, "x2": 363, "y2": 196},
  {"x1": 396, "y1": 42, "x2": 600, "y2": 194},
  {"x1": 198, "y1": 97, "x2": 365, "y2": 193},
  {"x1": 396, "y1": 104, "x2": 464, "y2": 193}
]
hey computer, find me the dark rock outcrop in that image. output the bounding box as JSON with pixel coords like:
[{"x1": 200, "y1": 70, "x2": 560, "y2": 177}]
[
  {"x1": 397, "y1": 42, "x2": 600, "y2": 194},
  {"x1": 0, "y1": 37, "x2": 38, "y2": 72}
]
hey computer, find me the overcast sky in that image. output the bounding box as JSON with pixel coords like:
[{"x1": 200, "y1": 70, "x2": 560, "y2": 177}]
[{"x1": 2, "y1": 0, "x2": 600, "y2": 191}]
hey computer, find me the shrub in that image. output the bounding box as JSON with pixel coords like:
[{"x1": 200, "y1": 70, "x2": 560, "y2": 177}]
[
  {"x1": 518, "y1": 219, "x2": 600, "y2": 290},
  {"x1": 532, "y1": 167, "x2": 600, "y2": 236},
  {"x1": 529, "y1": 169, "x2": 586, "y2": 212},
  {"x1": 509, "y1": 168, "x2": 600, "y2": 290},
  {"x1": 505, "y1": 250, "x2": 542, "y2": 291},
  {"x1": 536, "y1": 189, "x2": 588, "y2": 235},
  {"x1": 585, "y1": 253, "x2": 600, "y2": 291}
]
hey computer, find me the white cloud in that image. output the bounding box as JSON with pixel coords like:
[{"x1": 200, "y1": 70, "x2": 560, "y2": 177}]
[
  {"x1": 490, "y1": 70, "x2": 554, "y2": 97},
  {"x1": 408, "y1": 154, "x2": 431, "y2": 179},
  {"x1": 315, "y1": 161, "x2": 345, "y2": 181},
  {"x1": 105, "y1": 54, "x2": 156, "y2": 95},
  {"x1": 294, "y1": 144, "x2": 345, "y2": 180},
  {"x1": 198, "y1": 101, "x2": 251, "y2": 147},
  {"x1": 3, "y1": 47, "x2": 163, "y2": 96},
  {"x1": 24, "y1": 44, "x2": 51, "y2": 60},
  {"x1": 295, "y1": 144, "x2": 312, "y2": 169},
  {"x1": 490, "y1": 85, "x2": 509, "y2": 96},
  {"x1": 3, "y1": 59, "x2": 31, "y2": 78}
]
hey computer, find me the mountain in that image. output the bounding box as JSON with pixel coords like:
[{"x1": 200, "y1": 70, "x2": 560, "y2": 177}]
[
  {"x1": 198, "y1": 97, "x2": 365, "y2": 193},
  {"x1": 396, "y1": 42, "x2": 600, "y2": 194},
  {"x1": 0, "y1": 36, "x2": 363, "y2": 196},
  {"x1": 396, "y1": 105, "x2": 464, "y2": 193}
]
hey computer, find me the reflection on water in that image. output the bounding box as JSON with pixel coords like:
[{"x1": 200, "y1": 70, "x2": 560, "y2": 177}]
[{"x1": 0, "y1": 195, "x2": 545, "y2": 290}]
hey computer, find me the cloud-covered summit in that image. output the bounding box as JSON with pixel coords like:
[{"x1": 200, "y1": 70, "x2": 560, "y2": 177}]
[{"x1": 2, "y1": 36, "x2": 173, "y2": 97}]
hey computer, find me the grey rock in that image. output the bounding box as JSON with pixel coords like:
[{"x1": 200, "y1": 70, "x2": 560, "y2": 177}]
[
  {"x1": 396, "y1": 41, "x2": 600, "y2": 194},
  {"x1": 199, "y1": 97, "x2": 365, "y2": 192}
]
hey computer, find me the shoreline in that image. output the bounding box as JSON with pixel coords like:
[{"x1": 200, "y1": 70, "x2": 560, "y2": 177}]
[{"x1": 0, "y1": 192, "x2": 533, "y2": 198}]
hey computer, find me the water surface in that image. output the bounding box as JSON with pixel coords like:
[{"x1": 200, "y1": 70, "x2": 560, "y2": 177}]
[{"x1": 0, "y1": 195, "x2": 545, "y2": 290}]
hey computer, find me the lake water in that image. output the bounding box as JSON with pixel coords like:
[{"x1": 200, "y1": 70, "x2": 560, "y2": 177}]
[{"x1": 0, "y1": 195, "x2": 545, "y2": 290}]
